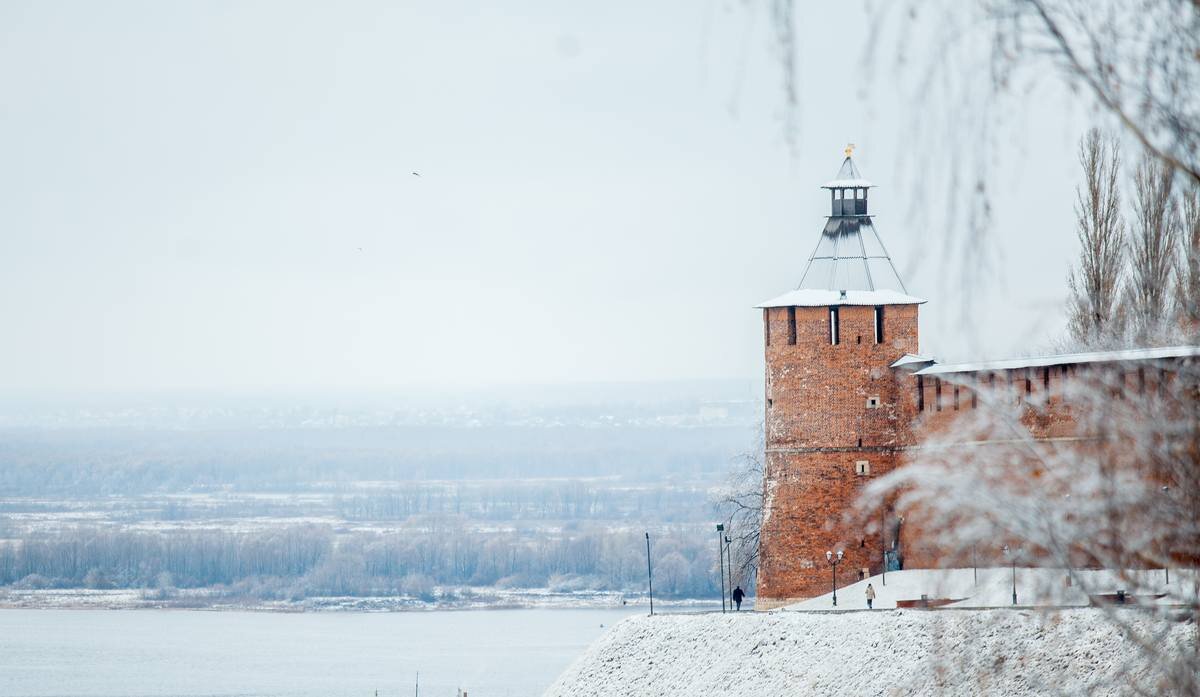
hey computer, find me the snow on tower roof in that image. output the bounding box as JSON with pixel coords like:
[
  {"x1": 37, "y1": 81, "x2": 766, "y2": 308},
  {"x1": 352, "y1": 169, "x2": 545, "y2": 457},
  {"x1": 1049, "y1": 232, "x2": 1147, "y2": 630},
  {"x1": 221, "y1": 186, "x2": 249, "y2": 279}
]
[
  {"x1": 822, "y1": 156, "x2": 874, "y2": 188},
  {"x1": 891, "y1": 353, "x2": 936, "y2": 368},
  {"x1": 756, "y1": 288, "x2": 924, "y2": 308}
]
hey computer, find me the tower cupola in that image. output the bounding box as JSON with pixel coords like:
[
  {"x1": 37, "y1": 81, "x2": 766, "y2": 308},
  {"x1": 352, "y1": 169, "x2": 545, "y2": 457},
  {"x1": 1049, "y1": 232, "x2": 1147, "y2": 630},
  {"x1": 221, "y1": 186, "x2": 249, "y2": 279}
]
[{"x1": 824, "y1": 144, "x2": 873, "y2": 216}]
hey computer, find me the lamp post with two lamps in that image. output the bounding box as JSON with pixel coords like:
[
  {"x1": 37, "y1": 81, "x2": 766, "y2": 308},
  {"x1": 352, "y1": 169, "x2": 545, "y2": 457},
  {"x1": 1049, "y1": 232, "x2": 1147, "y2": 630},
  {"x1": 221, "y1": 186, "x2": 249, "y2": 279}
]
[
  {"x1": 826, "y1": 549, "x2": 844, "y2": 607},
  {"x1": 716, "y1": 524, "x2": 726, "y2": 612}
]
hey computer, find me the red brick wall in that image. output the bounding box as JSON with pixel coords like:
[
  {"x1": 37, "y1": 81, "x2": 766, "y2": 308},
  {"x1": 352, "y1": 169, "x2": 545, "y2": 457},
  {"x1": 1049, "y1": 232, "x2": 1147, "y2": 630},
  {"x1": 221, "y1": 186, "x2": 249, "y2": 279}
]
[
  {"x1": 756, "y1": 301, "x2": 1193, "y2": 608},
  {"x1": 756, "y1": 303, "x2": 919, "y2": 606}
]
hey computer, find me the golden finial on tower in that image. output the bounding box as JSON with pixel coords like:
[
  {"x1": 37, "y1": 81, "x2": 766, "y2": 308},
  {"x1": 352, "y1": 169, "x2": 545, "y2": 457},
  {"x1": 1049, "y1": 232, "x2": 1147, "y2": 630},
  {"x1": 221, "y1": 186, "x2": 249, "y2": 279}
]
[{"x1": 844, "y1": 143, "x2": 856, "y2": 158}]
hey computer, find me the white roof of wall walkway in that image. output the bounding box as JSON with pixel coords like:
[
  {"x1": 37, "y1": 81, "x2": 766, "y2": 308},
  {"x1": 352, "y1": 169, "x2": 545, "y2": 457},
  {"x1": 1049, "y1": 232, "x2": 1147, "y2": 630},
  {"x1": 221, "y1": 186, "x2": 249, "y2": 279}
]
[{"x1": 907, "y1": 345, "x2": 1200, "y2": 376}]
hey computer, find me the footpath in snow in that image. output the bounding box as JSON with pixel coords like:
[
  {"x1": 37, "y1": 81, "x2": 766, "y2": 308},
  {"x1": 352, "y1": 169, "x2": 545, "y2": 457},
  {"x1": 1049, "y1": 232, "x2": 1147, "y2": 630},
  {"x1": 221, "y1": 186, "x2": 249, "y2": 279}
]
[
  {"x1": 545, "y1": 606, "x2": 1193, "y2": 697},
  {"x1": 784, "y1": 567, "x2": 1189, "y2": 611}
]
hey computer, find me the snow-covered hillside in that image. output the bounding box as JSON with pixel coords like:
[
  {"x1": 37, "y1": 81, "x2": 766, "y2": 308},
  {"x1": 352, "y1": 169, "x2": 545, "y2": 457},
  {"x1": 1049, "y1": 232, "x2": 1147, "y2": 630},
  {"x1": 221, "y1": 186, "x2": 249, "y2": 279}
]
[{"x1": 545, "y1": 607, "x2": 1193, "y2": 696}]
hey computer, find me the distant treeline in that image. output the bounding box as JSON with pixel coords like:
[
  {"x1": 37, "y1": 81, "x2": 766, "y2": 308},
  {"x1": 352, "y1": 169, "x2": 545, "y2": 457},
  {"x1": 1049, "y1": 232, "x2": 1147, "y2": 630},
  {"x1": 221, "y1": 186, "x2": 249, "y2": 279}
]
[
  {"x1": 0, "y1": 522, "x2": 726, "y2": 599},
  {"x1": 0, "y1": 425, "x2": 750, "y2": 495},
  {"x1": 0, "y1": 480, "x2": 713, "y2": 525}
]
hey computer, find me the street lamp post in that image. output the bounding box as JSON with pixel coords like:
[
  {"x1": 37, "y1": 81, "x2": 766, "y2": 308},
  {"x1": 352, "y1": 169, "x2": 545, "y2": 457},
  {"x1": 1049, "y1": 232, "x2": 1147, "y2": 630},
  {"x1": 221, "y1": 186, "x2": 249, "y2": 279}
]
[
  {"x1": 716, "y1": 524, "x2": 726, "y2": 613},
  {"x1": 725, "y1": 535, "x2": 734, "y2": 607},
  {"x1": 1003, "y1": 544, "x2": 1016, "y2": 605},
  {"x1": 881, "y1": 505, "x2": 886, "y2": 587},
  {"x1": 826, "y1": 549, "x2": 844, "y2": 607},
  {"x1": 645, "y1": 532, "x2": 654, "y2": 616},
  {"x1": 972, "y1": 544, "x2": 977, "y2": 586},
  {"x1": 1162, "y1": 485, "x2": 1171, "y2": 586}
]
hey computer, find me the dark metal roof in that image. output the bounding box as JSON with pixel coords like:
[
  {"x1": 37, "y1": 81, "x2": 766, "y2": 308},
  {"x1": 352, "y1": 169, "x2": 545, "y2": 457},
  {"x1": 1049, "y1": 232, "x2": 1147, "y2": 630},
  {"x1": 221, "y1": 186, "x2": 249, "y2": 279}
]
[
  {"x1": 797, "y1": 211, "x2": 907, "y2": 293},
  {"x1": 822, "y1": 156, "x2": 873, "y2": 188}
]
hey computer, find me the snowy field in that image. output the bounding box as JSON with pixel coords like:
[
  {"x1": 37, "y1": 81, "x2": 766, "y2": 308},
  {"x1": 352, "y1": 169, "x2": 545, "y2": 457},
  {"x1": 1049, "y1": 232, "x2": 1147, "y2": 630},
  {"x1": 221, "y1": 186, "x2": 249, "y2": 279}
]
[{"x1": 545, "y1": 606, "x2": 1195, "y2": 696}]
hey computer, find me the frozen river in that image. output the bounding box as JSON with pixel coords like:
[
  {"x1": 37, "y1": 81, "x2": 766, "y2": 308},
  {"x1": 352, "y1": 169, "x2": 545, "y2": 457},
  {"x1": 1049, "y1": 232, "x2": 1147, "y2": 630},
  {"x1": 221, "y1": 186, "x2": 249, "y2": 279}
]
[{"x1": 0, "y1": 607, "x2": 663, "y2": 697}]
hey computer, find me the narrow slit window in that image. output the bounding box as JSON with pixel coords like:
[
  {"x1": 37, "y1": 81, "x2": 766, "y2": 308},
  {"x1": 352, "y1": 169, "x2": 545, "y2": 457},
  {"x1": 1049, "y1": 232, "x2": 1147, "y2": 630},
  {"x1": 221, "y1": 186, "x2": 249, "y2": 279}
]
[
  {"x1": 935, "y1": 378, "x2": 942, "y2": 411},
  {"x1": 1043, "y1": 367, "x2": 1050, "y2": 391},
  {"x1": 873, "y1": 306, "x2": 884, "y2": 344},
  {"x1": 953, "y1": 385, "x2": 960, "y2": 410},
  {"x1": 787, "y1": 307, "x2": 797, "y2": 345},
  {"x1": 917, "y1": 376, "x2": 925, "y2": 411},
  {"x1": 829, "y1": 307, "x2": 840, "y2": 345}
]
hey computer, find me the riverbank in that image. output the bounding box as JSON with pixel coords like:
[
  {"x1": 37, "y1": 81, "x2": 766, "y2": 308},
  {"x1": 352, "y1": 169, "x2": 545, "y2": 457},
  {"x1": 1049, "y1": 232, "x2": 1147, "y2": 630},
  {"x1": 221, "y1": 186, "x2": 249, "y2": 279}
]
[{"x1": 0, "y1": 586, "x2": 719, "y2": 612}]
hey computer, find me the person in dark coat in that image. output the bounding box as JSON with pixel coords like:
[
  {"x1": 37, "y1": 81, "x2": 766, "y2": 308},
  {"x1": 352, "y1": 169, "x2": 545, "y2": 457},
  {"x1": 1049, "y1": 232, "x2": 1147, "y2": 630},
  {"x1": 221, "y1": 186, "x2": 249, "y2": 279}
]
[{"x1": 732, "y1": 585, "x2": 745, "y2": 611}]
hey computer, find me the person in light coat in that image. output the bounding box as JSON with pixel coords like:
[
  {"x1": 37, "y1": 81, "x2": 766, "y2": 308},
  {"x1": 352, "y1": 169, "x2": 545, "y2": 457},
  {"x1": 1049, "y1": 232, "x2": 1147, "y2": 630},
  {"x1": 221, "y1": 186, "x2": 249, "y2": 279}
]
[{"x1": 865, "y1": 583, "x2": 876, "y2": 609}]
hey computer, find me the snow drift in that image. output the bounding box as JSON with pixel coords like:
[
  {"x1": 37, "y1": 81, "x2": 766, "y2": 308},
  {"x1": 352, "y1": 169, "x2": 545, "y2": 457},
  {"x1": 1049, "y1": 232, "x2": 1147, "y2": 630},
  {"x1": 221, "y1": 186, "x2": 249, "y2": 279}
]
[{"x1": 545, "y1": 608, "x2": 1194, "y2": 696}]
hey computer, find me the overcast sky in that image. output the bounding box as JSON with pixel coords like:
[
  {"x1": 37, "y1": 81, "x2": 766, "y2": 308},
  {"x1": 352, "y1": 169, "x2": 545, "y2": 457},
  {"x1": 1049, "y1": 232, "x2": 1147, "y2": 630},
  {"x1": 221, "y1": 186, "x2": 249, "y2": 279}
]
[{"x1": 0, "y1": 1, "x2": 1097, "y2": 396}]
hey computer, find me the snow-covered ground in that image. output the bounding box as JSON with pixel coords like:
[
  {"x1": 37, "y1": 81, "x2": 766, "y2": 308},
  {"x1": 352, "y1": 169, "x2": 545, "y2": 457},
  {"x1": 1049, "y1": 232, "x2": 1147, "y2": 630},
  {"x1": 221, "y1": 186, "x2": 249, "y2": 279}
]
[
  {"x1": 785, "y1": 567, "x2": 1193, "y2": 611},
  {"x1": 545, "y1": 606, "x2": 1195, "y2": 696}
]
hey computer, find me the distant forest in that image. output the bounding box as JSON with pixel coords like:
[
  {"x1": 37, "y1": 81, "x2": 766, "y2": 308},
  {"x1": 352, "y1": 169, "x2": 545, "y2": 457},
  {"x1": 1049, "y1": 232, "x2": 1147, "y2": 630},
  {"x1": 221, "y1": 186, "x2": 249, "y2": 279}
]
[
  {"x1": 0, "y1": 523, "x2": 718, "y2": 599},
  {"x1": 0, "y1": 416, "x2": 757, "y2": 601}
]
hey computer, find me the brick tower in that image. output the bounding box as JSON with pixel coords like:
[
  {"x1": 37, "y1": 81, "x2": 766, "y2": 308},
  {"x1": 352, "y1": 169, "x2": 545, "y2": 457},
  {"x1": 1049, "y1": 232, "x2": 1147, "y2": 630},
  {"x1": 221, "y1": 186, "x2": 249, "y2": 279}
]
[{"x1": 755, "y1": 147, "x2": 924, "y2": 609}]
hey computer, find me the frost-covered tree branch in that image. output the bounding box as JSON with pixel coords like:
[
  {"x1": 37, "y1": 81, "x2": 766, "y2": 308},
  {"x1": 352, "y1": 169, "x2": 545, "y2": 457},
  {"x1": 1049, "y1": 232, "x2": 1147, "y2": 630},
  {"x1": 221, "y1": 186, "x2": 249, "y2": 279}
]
[
  {"x1": 861, "y1": 359, "x2": 1200, "y2": 693},
  {"x1": 714, "y1": 430, "x2": 765, "y2": 587}
]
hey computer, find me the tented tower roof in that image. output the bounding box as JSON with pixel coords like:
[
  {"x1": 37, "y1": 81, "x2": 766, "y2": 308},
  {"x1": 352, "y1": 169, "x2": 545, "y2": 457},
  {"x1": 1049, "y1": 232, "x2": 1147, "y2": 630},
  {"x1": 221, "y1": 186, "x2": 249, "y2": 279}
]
[
  {"x1": 758, "y1": 151, "x2": 920, "y2": 308},
  {"x1": 800, "y1": 154, "x2": 908, "y2": 293},
  {"x1": 797, "y1": 216, "x2": 908, "y2": 292}
]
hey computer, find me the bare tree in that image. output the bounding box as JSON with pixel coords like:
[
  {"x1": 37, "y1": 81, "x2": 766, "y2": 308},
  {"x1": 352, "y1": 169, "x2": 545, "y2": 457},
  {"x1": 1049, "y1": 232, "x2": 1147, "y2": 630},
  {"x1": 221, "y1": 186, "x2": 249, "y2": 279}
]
[
  {"x1": 1176, "y1": 184, "x2": 1200, "y2": 335},
  {"x1": 1126, "y1": 153, "x2": 1180, "y2": 342},
  {"x1": 714, "y1": 440, "x2": 764, "y2": 586},
  {"x1": 1068, "y1": 129, "x2": 1127, "y2": 347},
  {"x1": 987, "y1": 1, "x2": 1200, "y2": 186}
]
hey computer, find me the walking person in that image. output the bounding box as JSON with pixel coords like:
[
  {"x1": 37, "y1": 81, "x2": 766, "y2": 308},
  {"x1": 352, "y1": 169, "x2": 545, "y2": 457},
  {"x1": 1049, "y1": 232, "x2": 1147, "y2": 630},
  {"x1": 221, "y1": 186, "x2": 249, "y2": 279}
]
[
  {"x1": 865, "y1": 582, "x2": 876, "y2": 609},
  {"x1": 731, "y1": 585, "x2": 745, "y2": 611}
]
